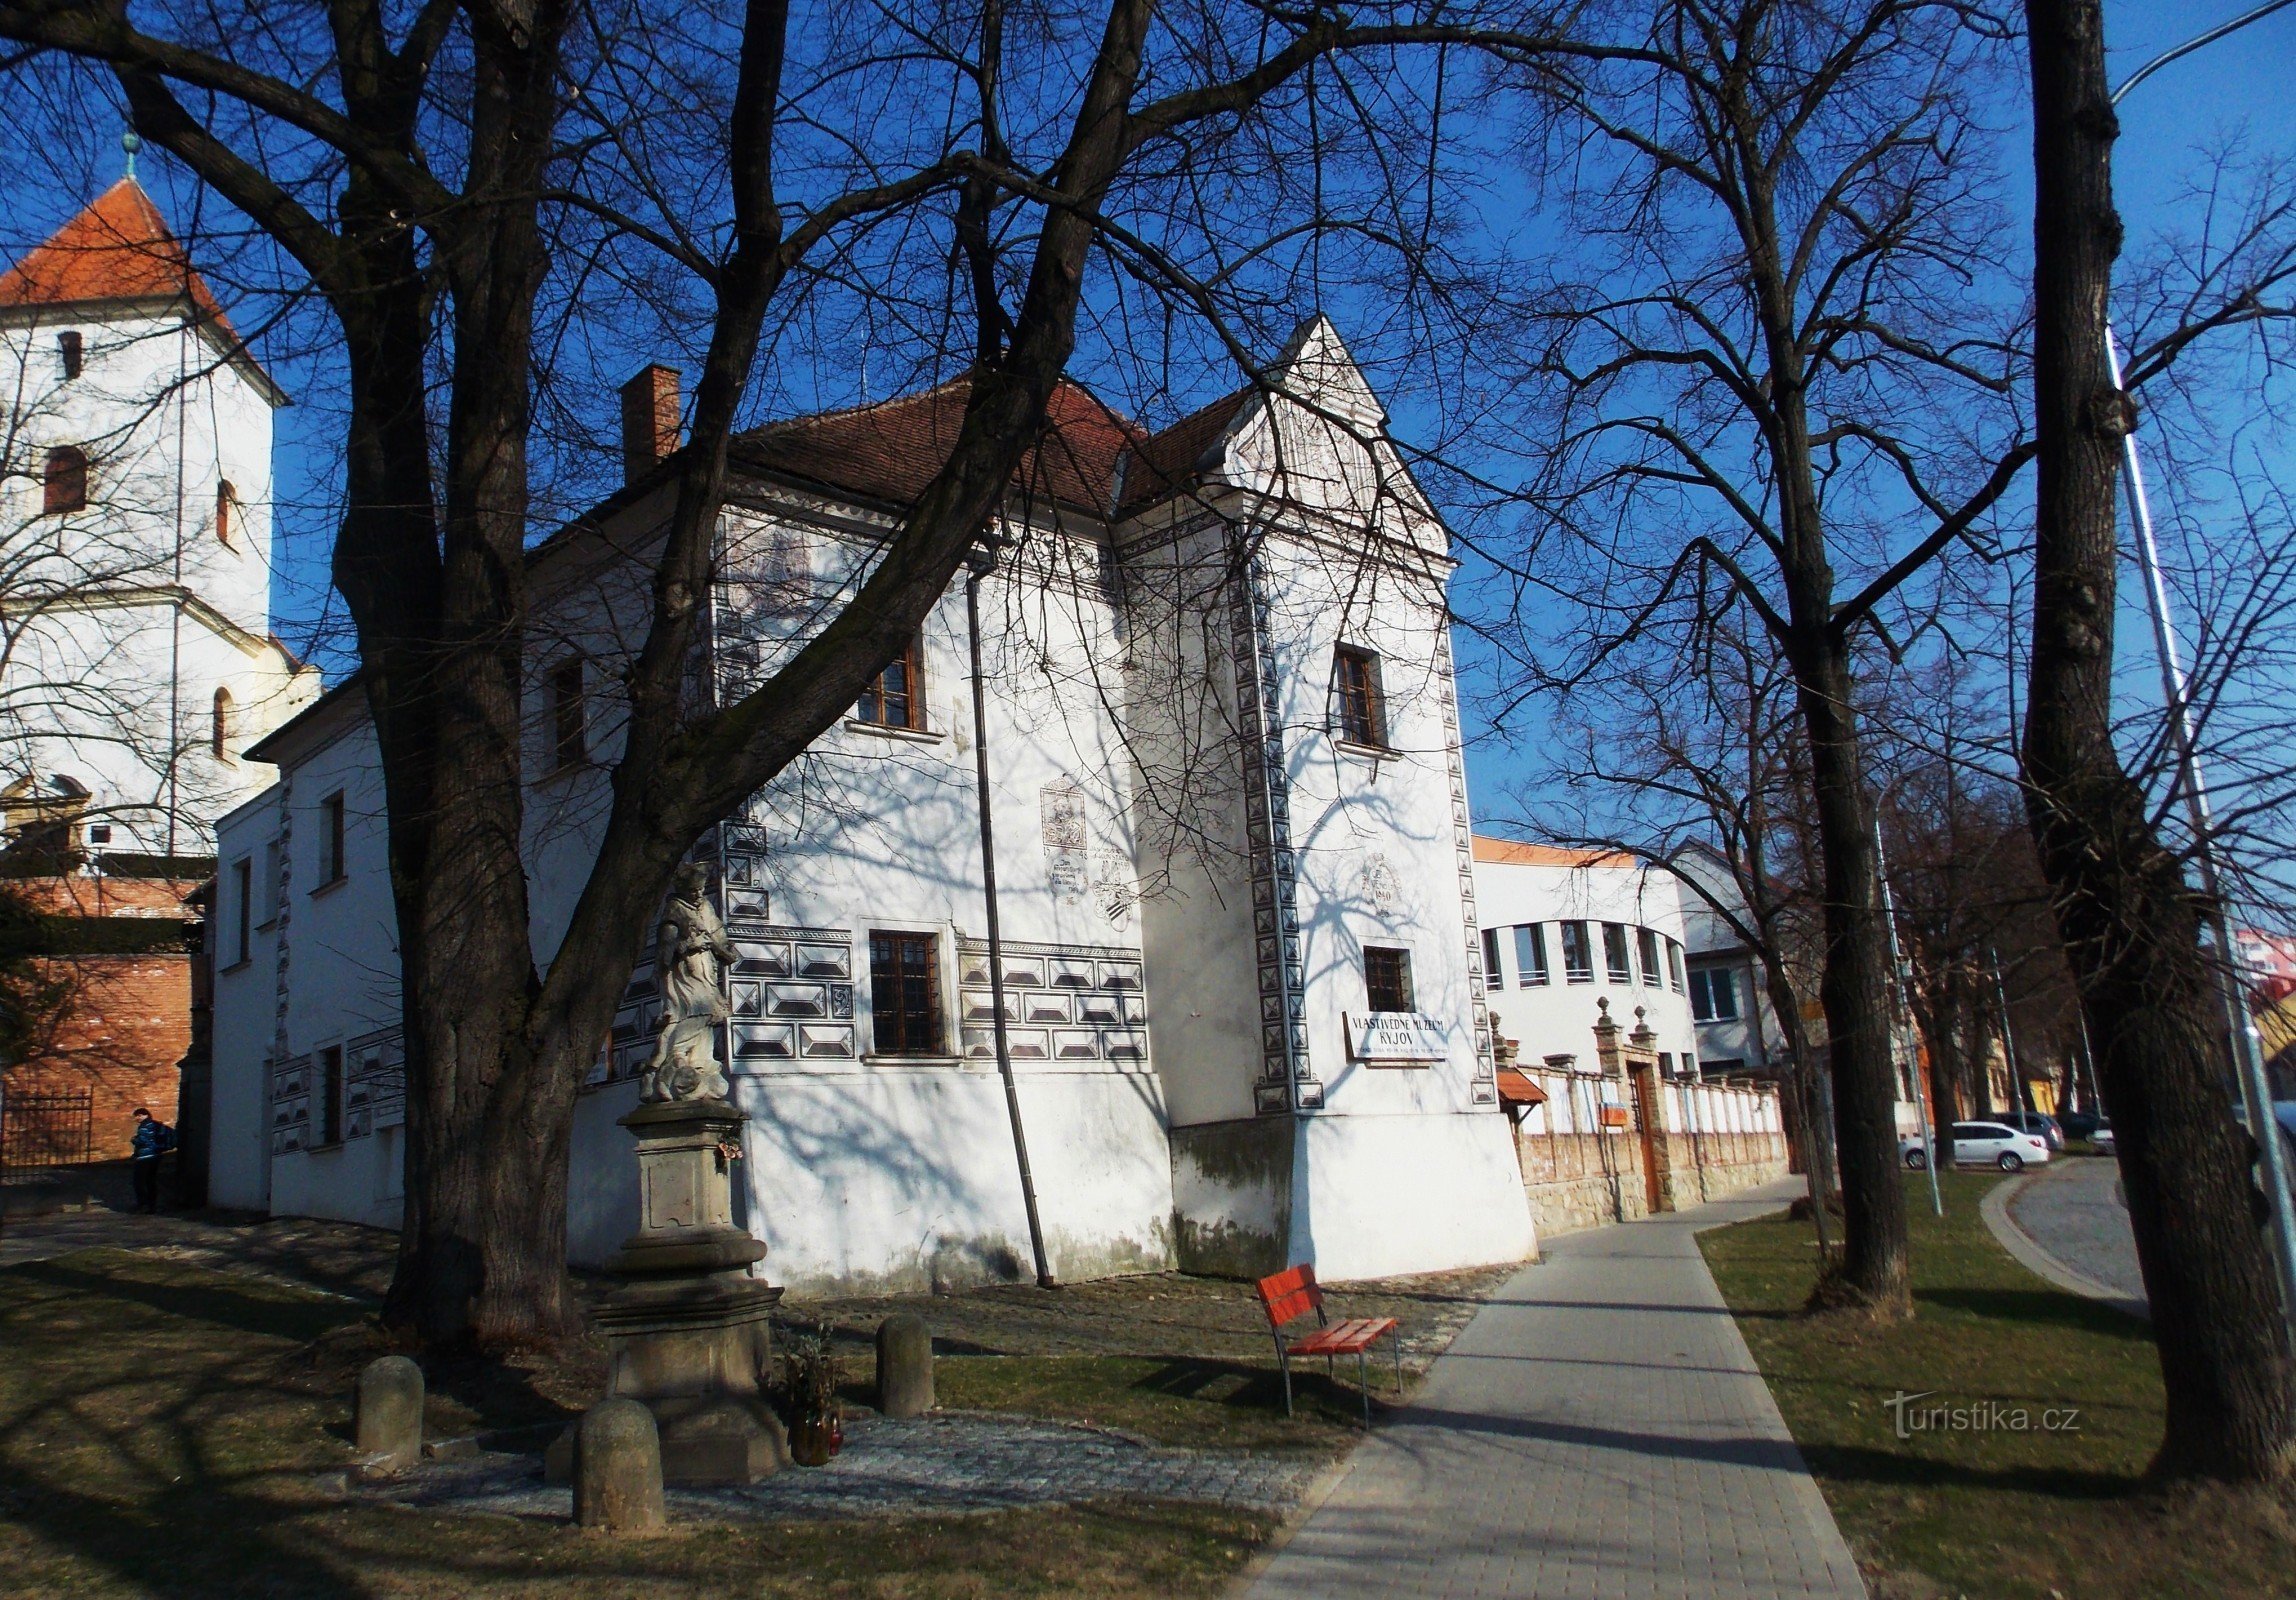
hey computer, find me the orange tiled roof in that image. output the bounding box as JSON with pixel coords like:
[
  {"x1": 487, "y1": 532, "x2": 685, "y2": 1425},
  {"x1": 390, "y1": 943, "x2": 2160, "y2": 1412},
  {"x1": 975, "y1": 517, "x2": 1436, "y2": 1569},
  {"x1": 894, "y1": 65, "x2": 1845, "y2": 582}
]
[
  {"x1": 732, "y1": 376, "x2": 1143, "y2": 517},
  {"x1": 0, "y1": 178, "x2": 234, "y2": 333},
  {"x1": 1470, "y1": 835, "x2": 1634, "y2": 869}
]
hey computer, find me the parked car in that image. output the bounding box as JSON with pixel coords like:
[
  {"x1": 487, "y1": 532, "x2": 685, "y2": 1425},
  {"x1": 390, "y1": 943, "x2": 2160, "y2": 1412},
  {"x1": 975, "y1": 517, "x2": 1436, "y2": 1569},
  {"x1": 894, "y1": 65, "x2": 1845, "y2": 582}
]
[
  {"x1": 1998, "y1": 1109, "x2": 2065, "y2": 1151},
  {"x1": 2090, "y1": 1122, "x2": 2115, "y2": 1154},
  {"x1": 2055, "y1": 1110, "x2": 2102, "y2": 1143},
  {"x1": 1902, "y1": 1121, "x2": 2053, "y2": 1173}
]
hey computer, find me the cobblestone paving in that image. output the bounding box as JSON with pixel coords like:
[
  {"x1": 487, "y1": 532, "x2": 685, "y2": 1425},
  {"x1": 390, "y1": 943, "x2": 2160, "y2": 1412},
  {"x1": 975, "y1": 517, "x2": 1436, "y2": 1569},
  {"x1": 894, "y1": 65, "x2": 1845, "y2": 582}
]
[
  {"x1": 2006, "y1": 1156, "x2": 2146, "y2": 1307},
  {"x1": 1248, "y1": 1181, "x2": 1865, "y2": 1600},
  {"x1": 358, "y1": 1410, "x2": 1320, "y2": 1524}
]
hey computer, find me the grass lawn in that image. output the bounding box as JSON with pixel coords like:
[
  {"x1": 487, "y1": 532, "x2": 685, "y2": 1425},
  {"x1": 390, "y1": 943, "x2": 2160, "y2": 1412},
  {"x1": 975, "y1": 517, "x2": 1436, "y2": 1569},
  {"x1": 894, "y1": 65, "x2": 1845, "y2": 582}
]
[
  {"x1": 0, "y1": 1248, "x2": 1292, "y2": 1598},
  {"x1": 1701, "y1": 1165, "x2": 2296, "y2": 1599}
]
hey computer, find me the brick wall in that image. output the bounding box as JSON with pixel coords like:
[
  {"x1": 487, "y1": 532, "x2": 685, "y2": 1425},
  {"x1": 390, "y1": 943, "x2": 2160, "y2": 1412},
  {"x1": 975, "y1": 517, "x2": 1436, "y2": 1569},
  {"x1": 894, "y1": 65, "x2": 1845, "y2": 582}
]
[{"x1": 3, "y1": 953, "x2": 191, "y2": 1158}]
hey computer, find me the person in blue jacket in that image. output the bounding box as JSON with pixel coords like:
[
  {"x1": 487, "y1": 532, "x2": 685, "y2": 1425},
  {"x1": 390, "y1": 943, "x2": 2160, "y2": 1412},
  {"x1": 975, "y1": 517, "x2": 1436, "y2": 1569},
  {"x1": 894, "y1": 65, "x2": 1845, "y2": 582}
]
[{"x1": 128, "y1": 1107, "x2": 174, "y2": 1213}]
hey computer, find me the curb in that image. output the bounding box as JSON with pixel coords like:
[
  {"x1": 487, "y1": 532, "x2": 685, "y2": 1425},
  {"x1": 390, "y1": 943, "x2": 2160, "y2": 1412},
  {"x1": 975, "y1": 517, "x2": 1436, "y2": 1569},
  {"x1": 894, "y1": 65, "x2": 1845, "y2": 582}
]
[{"x1": 1980, "y1": 1167, "x2": 2149, "y2": 1321}]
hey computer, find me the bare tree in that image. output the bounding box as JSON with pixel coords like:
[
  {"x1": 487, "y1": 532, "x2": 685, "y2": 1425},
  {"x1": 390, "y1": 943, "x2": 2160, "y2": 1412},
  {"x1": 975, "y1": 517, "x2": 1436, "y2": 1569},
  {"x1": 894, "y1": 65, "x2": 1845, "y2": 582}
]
[
  {"x1": 0, "y1": 0, "x2": 1570, "y2": 1347},
  {"x1": 2021, "y1": 0, "x2": 2294, "y2": 1480},
  {"x1": 1460, "y1": 0, "x2": 2034, "y2": 1314}
]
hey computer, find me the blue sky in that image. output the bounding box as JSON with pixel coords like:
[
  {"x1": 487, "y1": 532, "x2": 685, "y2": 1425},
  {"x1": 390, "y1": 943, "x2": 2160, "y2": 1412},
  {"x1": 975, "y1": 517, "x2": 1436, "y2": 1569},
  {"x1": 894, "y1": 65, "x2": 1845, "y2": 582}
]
[{"x1": 4, "y1": 2, "x2": 2290, "y2": 854}]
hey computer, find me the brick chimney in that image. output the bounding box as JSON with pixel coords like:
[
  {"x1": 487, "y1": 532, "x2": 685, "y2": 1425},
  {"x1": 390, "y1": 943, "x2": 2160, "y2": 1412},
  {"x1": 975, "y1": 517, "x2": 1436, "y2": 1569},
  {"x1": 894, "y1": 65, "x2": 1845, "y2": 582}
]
[{"x1": 619, "y1": 364, "x2": 681, "y2": 482}]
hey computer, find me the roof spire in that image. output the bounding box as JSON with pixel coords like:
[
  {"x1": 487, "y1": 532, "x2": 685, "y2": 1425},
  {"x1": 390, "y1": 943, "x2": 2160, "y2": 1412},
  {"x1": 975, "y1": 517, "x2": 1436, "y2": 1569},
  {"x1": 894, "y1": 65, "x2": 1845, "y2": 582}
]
[{"x1": 121, "y1": 128, "x2": 140, "y2": 180}]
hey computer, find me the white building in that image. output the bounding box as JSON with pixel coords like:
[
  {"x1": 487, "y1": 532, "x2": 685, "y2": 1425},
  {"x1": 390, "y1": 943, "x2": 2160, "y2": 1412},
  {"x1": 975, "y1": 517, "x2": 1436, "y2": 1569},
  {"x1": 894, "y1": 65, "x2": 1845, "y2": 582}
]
[
  {"x1": 0, "y1": 174, "x2": 318, "y2": 856},
  {"x1": 1669, "y1": 842, "x2": 1783, "y2": 1077},
  {"x1": 206, "y1": 318, "x2": 1537, "y2": 1294},
  {"x1": 1467, "y1": 838, "x2": 1702, "y2": 1077}
]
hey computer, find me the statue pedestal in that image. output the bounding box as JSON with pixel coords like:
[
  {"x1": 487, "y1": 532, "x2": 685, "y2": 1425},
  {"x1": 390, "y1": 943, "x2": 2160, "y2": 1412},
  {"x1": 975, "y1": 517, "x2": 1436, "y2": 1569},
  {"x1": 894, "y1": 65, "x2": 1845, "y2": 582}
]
[{"x1": 551, "y1": 1098, "x2": 786, "y2": 1485}]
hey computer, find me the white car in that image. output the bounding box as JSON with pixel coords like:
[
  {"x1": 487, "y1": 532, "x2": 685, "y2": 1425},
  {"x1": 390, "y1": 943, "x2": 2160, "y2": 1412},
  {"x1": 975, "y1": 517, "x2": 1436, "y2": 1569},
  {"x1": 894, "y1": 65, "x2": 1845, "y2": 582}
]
[
  {"x1": 2091, "y1": 1122, "x2": 2115, "y2": 1154},
  {"x1": 1901, "y1": 1121, "x2": 2053, "y2": 1173}
]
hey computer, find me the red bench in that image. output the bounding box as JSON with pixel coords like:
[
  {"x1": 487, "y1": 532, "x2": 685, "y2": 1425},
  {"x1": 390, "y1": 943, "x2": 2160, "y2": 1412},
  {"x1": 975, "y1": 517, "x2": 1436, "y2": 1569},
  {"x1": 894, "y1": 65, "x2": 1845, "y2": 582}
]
[{"x1": 1255, "y1": 1263, "x2": 1402, "y2": 1428}]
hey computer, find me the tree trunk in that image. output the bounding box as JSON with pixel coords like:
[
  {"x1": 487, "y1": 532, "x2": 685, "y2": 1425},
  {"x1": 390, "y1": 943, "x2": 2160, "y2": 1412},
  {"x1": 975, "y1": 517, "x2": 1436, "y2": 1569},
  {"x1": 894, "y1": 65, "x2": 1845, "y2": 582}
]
[
  {"x1": 2022, "y1": 0, "x2": 2293, "y2": 1481},
  {"x1": 1791, "y1": 642, "x2": 1912, "y2": 1313},
  {"x1": 379, "y1": 10, "x2": 577, "y2": 1349}
]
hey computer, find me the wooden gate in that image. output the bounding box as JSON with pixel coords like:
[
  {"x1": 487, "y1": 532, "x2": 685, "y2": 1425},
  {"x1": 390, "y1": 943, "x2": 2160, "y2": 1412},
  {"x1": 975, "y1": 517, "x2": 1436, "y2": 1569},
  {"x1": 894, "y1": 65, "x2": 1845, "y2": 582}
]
[{"x1": 1629, "y1": 1066, "x2": 1666, "y2": 1214}]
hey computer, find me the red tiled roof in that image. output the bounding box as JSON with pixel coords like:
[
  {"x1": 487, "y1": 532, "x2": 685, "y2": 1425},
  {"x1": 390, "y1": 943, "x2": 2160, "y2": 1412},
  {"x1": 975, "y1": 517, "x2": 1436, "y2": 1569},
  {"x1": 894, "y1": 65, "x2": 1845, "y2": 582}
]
[
  {"x1": 732, "y1": 376, "x2": 1143, "y2": 516},
  {"x1": 1117, "y1": 387, "x2": 1251, "y2": 510},
  {"x1": 0, "y1": 179, "x2": 235, "y2": 333},
  {"x1": 730, "y1": 375, "x2": 1269, "y2": 520}
]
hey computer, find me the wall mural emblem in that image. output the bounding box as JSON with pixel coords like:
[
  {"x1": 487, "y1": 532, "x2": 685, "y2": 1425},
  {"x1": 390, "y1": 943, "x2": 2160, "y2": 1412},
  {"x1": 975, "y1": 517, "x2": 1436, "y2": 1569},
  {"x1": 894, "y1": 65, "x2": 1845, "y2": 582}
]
[{"x1": 1359, "y1": 853, "x2": 1404, "y2": 918}]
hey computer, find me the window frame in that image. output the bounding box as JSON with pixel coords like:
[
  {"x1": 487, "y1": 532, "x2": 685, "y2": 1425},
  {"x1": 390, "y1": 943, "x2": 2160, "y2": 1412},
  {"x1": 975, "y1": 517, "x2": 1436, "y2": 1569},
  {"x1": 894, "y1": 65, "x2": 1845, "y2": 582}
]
[
  {"x1": 1332, "y1": 644, "x2": 1389, "y2": 749},
  {"x1": 549, "y1": 658, "x2": 588, "y2": 771},
  {"x1": 1689, "y1": 966, "x2": 1741, "y2": 1023},
  {"x1": 1514, "y1": 922, "x2": 1549, "y2": 986},
  {"x1": 1666, "y1": 938, "x2": 1687, "y2": 994},
  {"x1": 868, "y1": 928, "x2": 945, "y2": 1056},
  {"x1": 317, "y1": 1042, "x2": 346, "y2": 1148},
  {"x1": 58, "y1": 329, "x2": 82, "y2": 380},
  {"x1": 1601, "y1": 922, "x2": 1632, "y2": 984},
  {"x1": 211, "y1": 687, "x2": 234, "y2": 761},
  {"x1": 215, "y1": 480, "x2": 236, "y2": 548},
  {"x1": 1636, "y1": 926, "x2": 1662, "y2": 987},
  {"x1": 315, "y1": 791, "x2": 348, "y2": 890},
  {"x1": 1363, "y1": 945, "x2": 1416, "y2": 1013},
  {"x1": 1480, "y1": 927, "x2": 1503, "y2": 991},
  {"x1": 42, "y1": 445, "x2": 88, "y2": 515},
  {"x1": 229, "y1": 855, "x2": 252, "y2": 968},
  {"x1": 855, "y1": 635, "x2": 926, "y2": 732},
  {"x1": 1559, "y1": 920, "x2": 1594, "y2": 984}
]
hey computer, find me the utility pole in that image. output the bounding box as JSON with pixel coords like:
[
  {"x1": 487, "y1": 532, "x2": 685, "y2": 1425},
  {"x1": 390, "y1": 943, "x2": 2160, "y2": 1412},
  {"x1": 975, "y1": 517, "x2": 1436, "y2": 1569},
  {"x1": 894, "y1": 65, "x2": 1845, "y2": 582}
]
[{"x1": 1877, "y1": 824, "x2": 1943, "y2": 1215}]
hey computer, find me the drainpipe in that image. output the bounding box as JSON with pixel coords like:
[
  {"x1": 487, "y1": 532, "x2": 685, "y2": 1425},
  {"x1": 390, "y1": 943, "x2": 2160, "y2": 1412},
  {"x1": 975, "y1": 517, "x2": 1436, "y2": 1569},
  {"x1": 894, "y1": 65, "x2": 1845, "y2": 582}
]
[{"x1": 967, "y1": 542, "x2": 1055, "y2": 1289}]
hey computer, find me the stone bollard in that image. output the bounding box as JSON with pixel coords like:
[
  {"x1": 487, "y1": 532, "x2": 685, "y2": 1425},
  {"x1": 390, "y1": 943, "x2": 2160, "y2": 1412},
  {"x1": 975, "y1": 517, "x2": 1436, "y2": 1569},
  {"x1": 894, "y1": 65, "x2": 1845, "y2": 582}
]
[
  {"x1": 355, "y1": 1355, "x2": 424, "y2": 1471},
  {"x1": 876, "y1": 1313, "x2": 934, "y2": 1418},
  {"x1": 576, "y1": 1398, "x2": 666, "y2": 1534}
]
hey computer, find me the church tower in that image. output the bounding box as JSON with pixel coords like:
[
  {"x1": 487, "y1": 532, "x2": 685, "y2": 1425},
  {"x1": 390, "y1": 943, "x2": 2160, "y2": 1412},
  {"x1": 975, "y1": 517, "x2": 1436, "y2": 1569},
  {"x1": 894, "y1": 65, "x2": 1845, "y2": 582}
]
[{"x1": 0, "y1": 158, "x2": 318, "y2": 860}]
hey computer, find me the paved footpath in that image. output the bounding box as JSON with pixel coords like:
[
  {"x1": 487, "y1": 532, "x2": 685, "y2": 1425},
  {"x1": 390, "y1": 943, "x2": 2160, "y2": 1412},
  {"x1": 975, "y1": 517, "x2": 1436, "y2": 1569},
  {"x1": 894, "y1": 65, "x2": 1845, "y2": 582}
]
[{"x1": 1247, "y1": 1181, "x2": 1864, "y2": 1600}]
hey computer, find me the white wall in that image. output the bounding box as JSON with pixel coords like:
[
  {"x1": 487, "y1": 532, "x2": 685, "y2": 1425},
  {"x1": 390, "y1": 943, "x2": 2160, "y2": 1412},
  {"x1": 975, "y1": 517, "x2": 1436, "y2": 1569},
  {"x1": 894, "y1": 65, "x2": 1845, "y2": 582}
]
[
  {"x1": 0, "y1": 302, "x2": 312, "y2": 850},
  {"x1": 1470, "y1": 845, "x2": 1705, "y2": 1074}
]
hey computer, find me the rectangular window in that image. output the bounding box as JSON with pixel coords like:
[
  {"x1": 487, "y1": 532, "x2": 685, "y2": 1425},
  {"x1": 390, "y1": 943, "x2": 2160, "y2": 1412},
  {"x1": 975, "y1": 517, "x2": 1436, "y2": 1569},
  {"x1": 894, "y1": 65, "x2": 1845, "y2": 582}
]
[
  {"x1": 1364, "y1": 946, "x2": 1415, "y2": 1013},
  {"x1": 58, "y1": 330, "x2": 82, "y2": 380},
  {"x1": 215, "y1": 480, "x2": 236, "y2": 548},
  {"x1": 1689, "y1": 967, "x2": 1740, "y2": 1023},
  {"x1": 869, "y1": 930, "x2": 942, "y2": 1055},
  {"x1": 856, "y1": 637, "x2": 924, "y2": 730},
  {"x1": 551, "y1": 659, "x2": 587, "y2": 769},
  {"x1": 1333, "y1": 646, "x2": 1387, "y2": 747},
  {"x1": 1560, "y1": 920, "x2": 1594, "y2": 983},
  {"x1": 319, "y1": 1045, "x2": 345, "y2": 1147},
  {"x1": 1666, "y1": 938, "x2": 1686, "y2": 993},
  {"x1": 257, "y1": 839, "x2": 280, "y2": 928},
  {"x1": 231, "y1": 856, "x2": 251, "y2": 966},
  {"x1": 43, "y1": 445, "x2": 87, "y2": 515},
  {"x1": 1481, "y1": 927, "x2": 1503, "y2": 990},
  {"x1": 1514, "y1": 922, "x2": 1548, "y2": 986},
  {"x1": 318, "y1": 792, "x2": 347, "y2": 886},
  {"x1": 1602, "y1": 922, "x2": 1632, "y2": 984},
  {"x1": 1658, "y1": 1051, "x2": 1673, "y2": 1076},
  {"x1": 1637, "y1": 927, "x2": 1662, "y2": 986}
]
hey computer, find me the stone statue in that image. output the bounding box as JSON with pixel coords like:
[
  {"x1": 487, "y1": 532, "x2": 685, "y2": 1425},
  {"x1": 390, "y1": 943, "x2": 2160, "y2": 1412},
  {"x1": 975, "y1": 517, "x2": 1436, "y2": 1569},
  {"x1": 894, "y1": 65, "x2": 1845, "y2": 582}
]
[{"x1": 640, "y1": 862, "x2": 734, "y2": 1103}]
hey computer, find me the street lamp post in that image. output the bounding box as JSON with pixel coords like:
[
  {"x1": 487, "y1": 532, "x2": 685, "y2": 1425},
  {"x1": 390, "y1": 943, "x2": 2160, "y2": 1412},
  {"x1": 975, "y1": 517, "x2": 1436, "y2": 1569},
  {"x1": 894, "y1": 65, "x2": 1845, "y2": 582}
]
[{"x1": 2099, "y1": 3, "x2": 2296, "y2": 1337}]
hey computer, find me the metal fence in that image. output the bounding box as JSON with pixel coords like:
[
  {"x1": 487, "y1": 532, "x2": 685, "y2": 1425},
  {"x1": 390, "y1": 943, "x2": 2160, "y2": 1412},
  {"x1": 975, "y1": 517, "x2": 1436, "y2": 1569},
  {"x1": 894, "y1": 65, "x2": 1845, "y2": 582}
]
[{"x1": 0, "y1": 1087, "x2": 95, "y2": 1181}]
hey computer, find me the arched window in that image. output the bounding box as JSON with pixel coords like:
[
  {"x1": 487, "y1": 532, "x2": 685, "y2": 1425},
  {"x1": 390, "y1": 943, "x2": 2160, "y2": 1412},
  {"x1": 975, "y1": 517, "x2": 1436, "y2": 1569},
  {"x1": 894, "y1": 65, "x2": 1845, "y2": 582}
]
[
  {"x1": 42, "y1": 446, "x2": 87, "y2": 515},
  {"x1": 211, "y1": 687, "x2": 234, "y2": 761},
  {"x1": 215, "y1": 480, "x2": 236, "y2": 547}
]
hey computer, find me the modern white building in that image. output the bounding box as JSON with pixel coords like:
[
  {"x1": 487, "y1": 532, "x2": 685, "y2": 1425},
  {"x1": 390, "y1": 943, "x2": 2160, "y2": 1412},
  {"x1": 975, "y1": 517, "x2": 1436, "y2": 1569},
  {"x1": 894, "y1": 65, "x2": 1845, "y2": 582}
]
[
  {"x1": 1467, "y1": 838, "x2": 1703, "y2": 1077},
  {"x1": 205, "y1": 318, "x2": 1538, "y2": 1294},
  {"x1": 1668, "y1": 842, "x2": 1783, "y2": 1076},
  {"x1": 0, "y1": 174, "x2": 318, "y2": 857}
]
